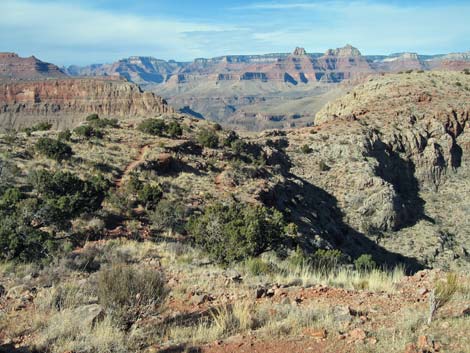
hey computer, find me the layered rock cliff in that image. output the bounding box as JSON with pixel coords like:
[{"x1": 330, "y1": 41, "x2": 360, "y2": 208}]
[{"x1": 0, "y1": 78, "x2": 174, "y2": 130}]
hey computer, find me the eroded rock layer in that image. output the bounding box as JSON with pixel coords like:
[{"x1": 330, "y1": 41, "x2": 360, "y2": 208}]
[{"x1": 0, "y1": 78, "x2": 174, "y2": 130}]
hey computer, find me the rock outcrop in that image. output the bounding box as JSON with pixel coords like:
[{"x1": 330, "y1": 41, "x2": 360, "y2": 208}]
[
  {"x1": 0, "y1": 52, "x2": 66, "y2": 80},
  {"x1": 282, "y1": 71, "x2": 470, "y2": 269},
  {"x1": 0, "y1": 78, "x2": 174, "y2": 130}
]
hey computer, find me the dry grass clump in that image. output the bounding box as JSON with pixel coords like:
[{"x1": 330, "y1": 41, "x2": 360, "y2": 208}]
[
  {"x1": 35, "y1": 312, "x2": 127, "y2": 353},
  {"x1": 428, "y1": 272, "x2": 458, "y2": 324},
  {"x1": 240, "y1": 252, "x2": 405, "y2": 293},
  {"x1": 168, "y1": 301, "x2": 331, "y2": 346}
]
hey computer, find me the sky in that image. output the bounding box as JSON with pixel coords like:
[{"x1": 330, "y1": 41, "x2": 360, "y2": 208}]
[{"x1": 1, "y1": 0, "x2": 469, "y2": 66}]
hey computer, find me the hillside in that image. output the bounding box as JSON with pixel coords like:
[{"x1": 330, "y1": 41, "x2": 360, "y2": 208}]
[
  {"x1": 0, "y1": 71, "x2": 469, "y2": 353},
  {"x1": 286, "y1": 71, "x2": 470, "y2": 269}
]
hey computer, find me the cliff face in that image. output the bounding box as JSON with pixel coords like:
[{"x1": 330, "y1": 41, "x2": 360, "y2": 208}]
[
  {"x1": 0, "y1": 78, "x2": 174, "y2": 130},
  {"x1": 0, "y1": 52, "x2": 66, "y2": 80},
  {"x1": 283, "y1": 71, "x2": 470, "y2": 268}
]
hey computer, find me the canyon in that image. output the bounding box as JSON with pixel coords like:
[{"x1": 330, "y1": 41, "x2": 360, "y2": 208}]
[{"x1": 64, "y1": 45, "x2": 470, "y2": 130}]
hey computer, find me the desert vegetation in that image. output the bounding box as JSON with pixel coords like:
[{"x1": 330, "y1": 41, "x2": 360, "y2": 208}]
[{"x1": 0, "y1": 105, "x2": 469, "y2": 353}]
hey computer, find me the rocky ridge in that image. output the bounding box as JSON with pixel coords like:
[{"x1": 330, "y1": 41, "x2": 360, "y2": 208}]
[
  {"x1": 282, "y1": 71, "x2": 470, "y2": 269},
  {"x1": 0, "y1": 52, "x2": 66, "y2": 80}
]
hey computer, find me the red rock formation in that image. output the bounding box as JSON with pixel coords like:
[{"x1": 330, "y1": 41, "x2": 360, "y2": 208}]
[
  {"x1": 0, "y1": 78, "x2": 174, "y2": 130},
  {"x1": 0, "y1": 52, "x2": 66, "y2": 80}
]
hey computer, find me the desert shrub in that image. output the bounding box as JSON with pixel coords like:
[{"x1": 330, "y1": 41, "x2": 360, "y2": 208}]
[
  {"x1": 167, "y1": 121, "x2": 183, "y2": 137},
  {"x1": 463, "y1": 68, "x2": 470, "y2": 75},
  {"x1": 267, "y1": 138, "x2": 289, "y2": 151},
  {"x1": 125, "y1": 173, "x2": 143, "y2": 194},
  {"x1": 428, "y1": 272, "x2": 458, "y2": 323},
  {"x1": 58, "y1": 129, "x2": 71, "y2": 141},
  {"x1": 223, "y1": 130, "x2": 239, "y2": 147},
  {"x1": 29, "y1": 170, "x2": 110, "y2": 229},
  {"x1": 138, "y1": 118, "x2": 166, "y2": 136},
  {"x1": 73, "y1": 125, "x2": 103, "y2": 139},
  {"x1": 187, "y1": 202, "x2": 286, "y2": 263},
  {"x1": 137, "y1": 183, "x2": 163, "y2": 209},
  {"x1": 231, "y1": 139, "x2": 247, "y2": 155},
  {"x1": 0, "y1": 187, "x2": 54, "y2": 261},
  {"x1": 0, "y1": 212, "x2": 53, "y2": 262},
  {"x1": 197, "y1": 129, "x2": 219, "y2": 148},
  {"x1": 89, "y1": 117, "x2": 119, "y2": 129},
  {"x1": 318, "y1": 160, "x2": 331, "y2": 171},
  {"x1": 97, "y1": 265, "x2": 167, "y2": 326},
  {"x1": 354, "y1": 254, "x2": 377, "y2": 272},
  {"x1": 213, "y1": 123, "x2": 223, "y2": 131},
  {"x1": 23, "y1": 122, "x2": 53, "y2": 135},
  {"x1": 86, "y1": 113, "x2": 100, "y2": 122},
  {"x1": 288, "y1": 247, "x2": 310, "y2": 268},
  {"x1": 244, "y1": 257, "x2": 276, "y2": 276},
  {"x1": 312, "y1": 249, "x2": 344, "y2": 270},
  {"x1": 148, "y1": 199, "x2": 186, "y2": 234},
  {"x1": 33, "y1": 122, "x2": 53, "y2": 131},
  {"x1": 35, "y1": 137, "x2": 73, "y2": 161},
  {"x1": 300, "y1": 144, "x2": 313, "y2": 154},
  {"x1": 0, "y1": 159, "x2": 20, "y2": 187}
]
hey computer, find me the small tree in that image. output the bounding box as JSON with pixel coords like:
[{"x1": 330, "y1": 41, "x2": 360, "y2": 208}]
[
  {"x1": 35, "y1": 137, "x2": 73, "y2": 161},
  {"x1": 187, "y1": 202, "x2": 286, "y2": 263}
]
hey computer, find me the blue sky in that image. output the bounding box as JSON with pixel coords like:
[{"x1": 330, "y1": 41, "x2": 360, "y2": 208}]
[{"x1": 1, "y1": 0, "x2": 469, "y2": 65}]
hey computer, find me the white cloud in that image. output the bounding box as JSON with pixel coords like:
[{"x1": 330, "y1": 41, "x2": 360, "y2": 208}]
[{"x1": 0, "y1": 0, "x2": 238, "y2": 64}]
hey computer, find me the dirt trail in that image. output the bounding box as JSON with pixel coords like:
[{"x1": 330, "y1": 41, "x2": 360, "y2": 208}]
[{"x1": 115, "y1": 144, "x2": 151, "y2": 188}]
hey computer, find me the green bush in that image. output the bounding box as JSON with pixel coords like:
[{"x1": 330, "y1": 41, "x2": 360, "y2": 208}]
[
  {"x1": 148, "y1": 199, "x2": 186, "y2": 234},
  {"x1": 0, "y1": 187, "x2": 53, "y2": 262},
  {"x1": 167, "y1": 121, "x2": 183, "y2": 137},
  {"x1": 97, "y1": 265, "x2": 167, "y2": 326},
  {"x1": 196, "y1": 129, "x2": 219, "y2": 149},
  {"x1": 29, "y1": 170, "x2": 110, "y2": 229},
  {"x1": 354, "y1": 254, "x2": 377, "y2": 272},
  {"x1": 35, "y1": 137, "x2": 73, "y2": 161},
  {"x1": 463, "y1": 69, "x2": 470, "y2": 75},
  {"x1": 86, "y1": 114, "x2": 100, "y2": 122},
  {"x1": 58, "y1": 129, "x2": 71, "y2": 141},
  {"x1": 89, "y1": 117, "x2": 119, "y2": 129},
  {"x1": 138, "y1": 119, "x2": 166, "y2": 136},
  {"x1": 0, "y1": 215, "x2": 53, "y2": 262},
  {"x1": 187, "y1": 202, "x2": 286, "y2": 263},
  {"x1": 137, "y1": 183, "x2": 163, "y2": 209},
  {"x1": 73, "y1": 125, "x2": 103, "y2": 139},
  {"x1": 312, "y1": 249, "x2": 344, "y2": 270}
]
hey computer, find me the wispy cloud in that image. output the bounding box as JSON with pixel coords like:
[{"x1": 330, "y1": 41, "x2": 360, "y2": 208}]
[
  {"x1": 0, "y1": 0, "x2": 469, "y2": 65},
  {"x1": 0, "y1": 0, "x2": 238, "y2": 64}
]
